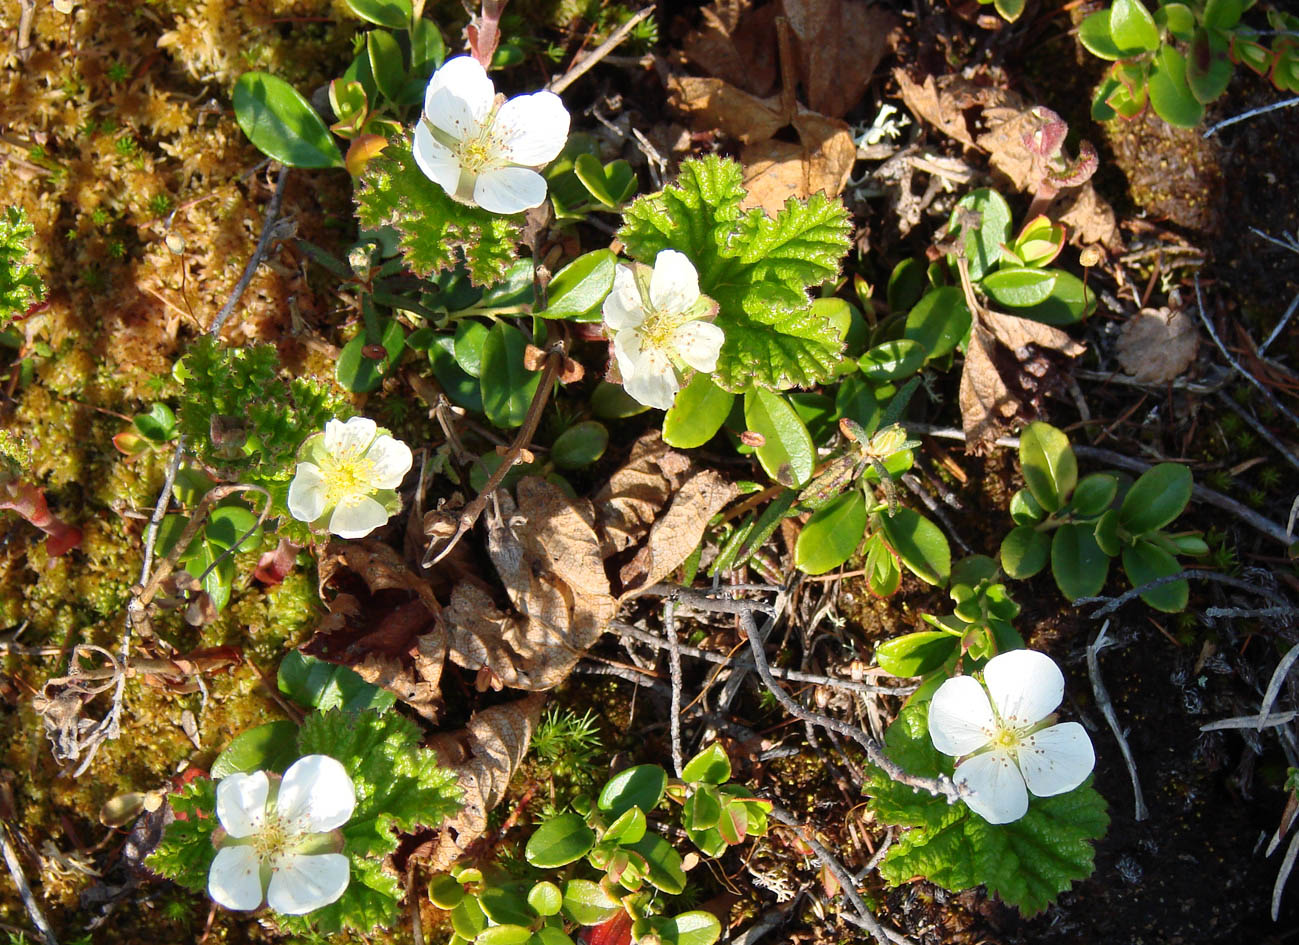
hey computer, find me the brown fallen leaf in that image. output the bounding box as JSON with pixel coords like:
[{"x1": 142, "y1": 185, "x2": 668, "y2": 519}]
[
  {"x1": 1116, "y1": 307, "x2": 1199, "y2": 384},
  {"x1": 619, "y1": 468, "x2": 738, "y2": 598},
  {"x1": 667, "y1": 76, "x2": 786, "y2": 145},
  {"x1": 779, "y1": 0, "x2": 896, "y2": 120},
  {"x1": 740, "y1": 111, "x2": 858, "y2": 216},
  {"x1": 959, "y1": 307, "x2": 1085, "y2": 454},
  {"x1": 895, "y1": 72, "x2": 1122, "y2": 249},
  {"x1": 594, "y1": 432, "x2": 693, "y2": 557},
  {"x1": 426, "y1": 693, "x2": 546, "y2": 871},
  {"x1": 443, "y1": 479, "x2": 617, "y2": 690},
  {"x1": 683, "y1": 0, "x2": 779, "y2": 97}
]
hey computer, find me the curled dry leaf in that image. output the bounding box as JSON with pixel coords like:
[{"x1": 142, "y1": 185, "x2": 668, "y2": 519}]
[
  {"x1": 442, "y1": 480, "x2": 616, "y2": 691},
  {"x1": 778, "y1": 0, "x2": 895, "y2": 120},
  {"x1": 306, "y1": 540, "x2": 444, "y2": 719},
  {"x1": 618, "y1": 468, "x2": 737, "y2": 598},
  {"x1": 740, "y1": 111, "x2": 859, "y2": 216},
  {"x1": 683, "y1": 0, "x2": 779, "y2": 97},
  {"x1": 594, "y1": 432, "x2": 694, "y2": 557},
  {"x1": 895, "y1": 72, "x2": 1121, "y2": 249},
  {"x1": 426, "y1": 693, "x2": 546, "y2": 871},
  {"x1": 959, "y1": 309, "x2": 1085, "y2": 454},
  {"x1": 1116, "y1": 307, "x2": 1199, "y2": 384}
]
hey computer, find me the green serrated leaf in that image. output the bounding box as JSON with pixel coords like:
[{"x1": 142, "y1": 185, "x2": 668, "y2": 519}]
[
  {"x1": 356, "y1": 139, "x2": 519, "y2": 285},
  {"x1": 146, "y1": 778, "x2": 219, "y2": 892},
  {"x1": 617, "y1": 155, "x2": 850, "y2": 392}
]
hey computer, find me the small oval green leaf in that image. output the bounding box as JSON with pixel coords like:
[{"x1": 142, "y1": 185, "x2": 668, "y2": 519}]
[
  {"x1": 981, "y1": 267, "x2": 1057, "y2": 308},
  {"x1": 542, "y1": 250, "x2": 616, "y2": 321},
  {"x1": 561, "y1": 879, "x2": 620, "y2": 926},
  {"x1": 875, "y1": 630, "x2": 960, "y2": 678},
  {"x1": 1119, "y1": 462, "x2": 1192, "y2": 534},
  {"x1": 744, "y1": 388, "x2": 815, "y2": 487},
  {"x1": 525, "y1": 812, "x2": 596, "y2": 868},
  {"x1": 1110, "y1": 0, "x2": 1161, "y2": 54},
  {"x1": 1000, "y1": 524, "x2": 1051, "y2": 579},
  {"x1": 233, "y1": 72, "x2": 342, "y2": 168},
  {"x1": 598, "y1": 765, "x2": 668, "y2": 818},
  {"x1": 551, "y1": 421, "x2": 608, "y2": 469},
  {"x1": 794, "y1": 490, "x2": 868, "y2": 576},
  {"x1": 859, "y1": 339, "x2": 926, "y2": 382},
  {"x1": 904, "y1": 286, "x2": 972, "y2": 361},
  {"x1": 628, "y1": 832, "x2": 686, "y2": 894},
  {"x1": 664, "y1": 373, "x2": 734, "y2": 448},
  {"x1": 346, "y1": 0, "x2": 411, "y2": 29},
  {"x1": 878, "y1": 507, "x2": 951, "y2": 586},
  {"x1": 481, "y1": 322, "x2": 542, "y2": 429},
  {"x1": 209, "y1": 720, "x2": 299, "y2": 779},
  {"x1": 682, "y1": 743, "x2": 732, "y2": 785},
  {"x1": 1019, "y1": 421, "x2": 1077, "y2": 513},
  {"x1": 1051, "y1": 523, "x2": 1110, "y2": 601},
  {"x1": 1123, "y1": 540, "x2": 1187, "y2": 612}
]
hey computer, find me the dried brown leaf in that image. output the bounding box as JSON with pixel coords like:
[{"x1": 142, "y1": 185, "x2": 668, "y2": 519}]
[
  {"x1": 959, "y1": 310, "x2": 1085, "y2": 454},
  {"x1": 620, "y1": 469, "x2": 738, "y2": 598},
  {"x1": 594, "y1": 432, "x2": 693, "y2": 556},
  {"x1": 1116, "y1": 307, "x2": 1199, "y2": 384},
  {"x1": 682, "y1": 0, "x2": 780, "y2": 96},
  {"x1": 894, "y1": 71, "x2": 990, "y2": 148},
  {"x1": 740, "y1": 110, "x2": 858, "y2": 214},
  {"x1": 667, "y1": 76, "x2": 785, "y2": 145},
  {"x1": 426, "y1": 693, "x2": 546, "y2": 871},
  {"x1": 779, "y1": 0, "x2": 895, "y2": 119}
]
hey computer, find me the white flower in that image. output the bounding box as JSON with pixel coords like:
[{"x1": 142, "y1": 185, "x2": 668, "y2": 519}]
[
  {"x1": 413, "y1": 56, "x2": 569, "y2": 215},
  {"x1": 208, "y1": 754, "x2": 355, "y2": 915},
  {"x1": 288, "y1": 417, "x2": 412, "y2": 539},
  {"x1": 602, "y1": 250, "x2": 725, "y2": 411},
  {"x1": 928, "y1": 649, "x2": 1095, "y2": 824}
]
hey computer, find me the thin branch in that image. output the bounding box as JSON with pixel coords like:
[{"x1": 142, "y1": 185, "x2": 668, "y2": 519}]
[
  {"x1": 424, "y1": 342, "x2": 566, "y2": 566},
  {"x1": 740, "y1": 608, "x2": 959, "y2": 802},
  {"x1": 548, "y1": 7, "x2": 654, "y2": 95},
  {"x1": 1076, "y1": 569, "x2": 1293, "y2": 621},
  {"x1": 1193, "y1": 274, "x2": 1299, "y2": 433},
  {"x1": 664, "y1": 598, "x2": 684, "y2": 778},
  {"x1": 208, "y1": 164, "x2": 292, "y2": 337},
  {"x1": 611, "y1": 621, "x2": 912, "y2": 696},
  {"x1": 1215, "y1": 391, "x2": 1299, "y2": 477},
  {"x1": 0, "y1": 827, "x2": 57, "y2": 945},
  {"x1": 1203, "y1": 96, "x2": 1299, "y2": 138},
  {"x1": 768, "y1": 806, "x2": 912, "y2": 945},
  {"x1": 1087, "y1": 621, "x2": 1148, "y2": 821}
]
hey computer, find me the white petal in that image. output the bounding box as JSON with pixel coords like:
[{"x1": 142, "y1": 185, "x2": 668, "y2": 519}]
[
  {"x1": 323, "y1": 417, "x2": 377, "y2": 461},
  {"x1": 984, "y1": 649, "x2": 1064, "y2": 729},
  {"x1": 602, "y1": 264, "x2": 645, "y2": 331},
  {"x1": 266, "y1": 853, "x2": 350, "y2": 915},
  {"x1": 423, "y1": 55, "x2": 495, "y2": 137},
  {"x1": 287, "y1": 463, "x2": 327, "y2": 525},
  {"x1": 364, "y1": 435, "x2": 413, "y2": 490},
  {"x1": 328, "y1": 494, "x2": 391, "y2": 539},
  {"x1": 928, "y1": 675, "x2": 997, "y2": 757},
  {"x1": 616, "y1": 332, "x2": 679, "y2": 411},
  {"x1": 208, "y1": 845, "x2": 265, "y2": 911},
  {"x1": 215, "y1": 771, "x2": 268, "y2": 838},
  {"x1": 413, "y1": 121, "x2": 463, "y2": 197},
  {"x1": 955, "y1": 749, "x2": 1029, "y2": 824},
  {"x1": 1017, "y1": 722, "x2": 1095, "y2": 797},
  {"x1": 494, "y1": 90, "x2": 570, "y2": 166},
  {"x1": 672, "y1": 320, "x2": 724, "y2": 373},
  {"x1": 473, "y1": 166, "x2": 548, "y2": 214},
  {"x1": 276, "y1": 754, "x2": 356, "y2": 834},
  {"x1": 649, "y1": 249, "x2": 700, "y2": 314}
]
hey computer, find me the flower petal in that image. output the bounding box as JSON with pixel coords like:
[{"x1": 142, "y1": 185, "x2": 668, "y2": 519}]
[
  {"x1": 413, "y1": 121, "x2": 463, "y2": 197},
  {"x1": 324, "y1": 417, "x2": 377, "y2": 461},
  {"x1": 473, "y1": 166, "x2": 548, "y2": 214},
  {"x1": 423, "y1": 55, "x2": 495, "y2": 137},
  {"x1": 266, "y1": 853, "x2": 350, "y2": 915},
  {"x1": 613, "y1": 328, "x2": 680, "y2": 411},
  {"x1": 364, "y1": 435, "x2": 413, "y2": 490},
  {"x1": 1017, "y1": 722, "x2": 1095, "y2": 797},
  {"x1": 672, "y1": 320, "x2": 724, "y2": 373},
  {"x1": 928, "y1": 675, "x2": 997, "y2": 757},
  {"x1": 494, "y1": 90, "x2": 570, "y2": 166},
  {"x1": 984, "y1": 649, "x2": 1063, "y2": 730},
  {"x1": 649, "y1": 249, "x2": 700, "y2": 314},
  {"x1": 955, "y1": 749, "x2": 1029, "y2": 824},
  {"x1": 328, "y1": 494, "x2": 391, "y2": 539},
  {"x1": 215, "y1": 771, "x2": 268, "y2": 838},
  {"x1": 208, "y1": 844, "x2": 265, "y2": 911},
  {"x1": 602, "y1": 264, "x2": 644, "y2": 331},
  {"x1": 287, "y1": 463, "x2": 327, "y2": 525},
  {"x1": 276, "y1": 754, "x2": 356, "y2": 833}
]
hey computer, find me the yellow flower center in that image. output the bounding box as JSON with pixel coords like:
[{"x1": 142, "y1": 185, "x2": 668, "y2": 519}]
[
  {"x1": 992, "y1": 727, "x2": 1022, "y2": 750},
  {"x1": 252, "y1": 814, "x2": 291, "y2": 860},
  {"x1": 457, "y1": 130, "x2": 501, "y2": 173},
  {"x1": 319, "y1": 452, "x2": 377, "y2": 509}
]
